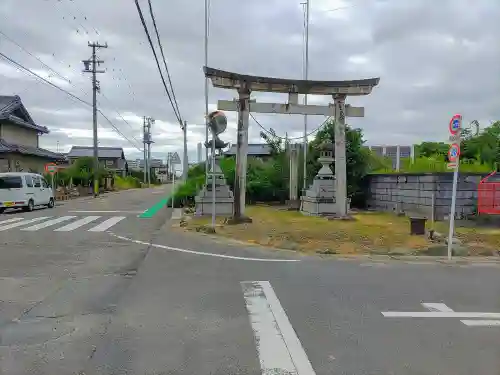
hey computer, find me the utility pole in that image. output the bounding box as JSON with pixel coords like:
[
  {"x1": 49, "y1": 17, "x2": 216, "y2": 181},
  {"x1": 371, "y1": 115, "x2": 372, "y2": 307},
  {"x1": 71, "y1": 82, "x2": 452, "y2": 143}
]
[
  {"x1": 204, "y1": 0, "x2": 210, "y2": 182},
  {"x1": 145, "y1": 117, "x2": 154, "y2": 187},
  {"x1": 182, "y1": 120, "x2": 188, "y2": 181},
  {"x1": 83, "y1": 41, "x2": 107, "y2": 198},
  {"x1": 143, "y1": 116, "x2": 147, "y2": 185},
  {"x1": 301, "y1": 0, "x2": 310, "y2": 191}
]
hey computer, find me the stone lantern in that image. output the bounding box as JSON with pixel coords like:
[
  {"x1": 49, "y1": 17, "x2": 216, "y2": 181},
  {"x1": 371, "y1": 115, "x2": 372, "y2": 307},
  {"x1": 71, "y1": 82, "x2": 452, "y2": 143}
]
[{"x1": 300, "y1": 139, "x2": 337, "y2": 216}]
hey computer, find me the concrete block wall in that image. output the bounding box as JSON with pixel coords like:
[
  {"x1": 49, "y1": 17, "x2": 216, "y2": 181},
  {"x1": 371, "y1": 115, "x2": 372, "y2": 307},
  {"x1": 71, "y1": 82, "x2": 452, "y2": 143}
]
[{"x1": 366, "y1": 173, "x2": 486, "y2": 220}]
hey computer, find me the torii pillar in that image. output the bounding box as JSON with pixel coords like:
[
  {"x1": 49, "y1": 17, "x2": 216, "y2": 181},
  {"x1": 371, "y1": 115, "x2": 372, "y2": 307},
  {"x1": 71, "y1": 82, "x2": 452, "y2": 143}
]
[{"x1": 204, "y1": 66, "x2": 380, "y2": 221}]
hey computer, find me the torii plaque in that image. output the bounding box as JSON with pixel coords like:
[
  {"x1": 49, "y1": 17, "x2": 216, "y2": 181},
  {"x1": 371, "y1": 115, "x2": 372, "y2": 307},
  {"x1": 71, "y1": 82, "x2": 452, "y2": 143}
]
[{"x1": 204, "y1": 66, "x2": 380, "y2": 221}]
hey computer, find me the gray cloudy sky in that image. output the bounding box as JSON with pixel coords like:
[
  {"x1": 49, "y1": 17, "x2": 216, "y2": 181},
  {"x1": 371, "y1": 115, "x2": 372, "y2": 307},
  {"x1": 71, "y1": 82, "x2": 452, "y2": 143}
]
[{"x1": 0, "y1": 0, "x2": 499, "y2": 163}]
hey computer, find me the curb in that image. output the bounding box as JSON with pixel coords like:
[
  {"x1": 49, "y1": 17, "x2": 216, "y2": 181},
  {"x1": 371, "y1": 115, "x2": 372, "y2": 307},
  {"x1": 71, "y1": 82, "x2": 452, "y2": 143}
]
[{"x1": 171, "y1": 222, "x2": 500, "y2": 264}]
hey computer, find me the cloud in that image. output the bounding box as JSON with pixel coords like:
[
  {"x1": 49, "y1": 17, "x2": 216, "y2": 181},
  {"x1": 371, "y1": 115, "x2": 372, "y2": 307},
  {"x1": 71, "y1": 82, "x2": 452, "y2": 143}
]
[{"x1": 0, "y1": 0, "x2": 498, "y2": 164}]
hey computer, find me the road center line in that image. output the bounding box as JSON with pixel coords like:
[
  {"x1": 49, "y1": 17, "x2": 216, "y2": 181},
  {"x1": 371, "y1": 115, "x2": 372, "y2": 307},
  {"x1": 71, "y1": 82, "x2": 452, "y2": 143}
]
[
  {"x1": 382, "y1": 311, "x2": 500, "y2": 318},
  {"x1": 109, "y1": 233, "x2": 300, "y2": 262},
  {"x1": 241, "y1": 281, "x2": 316, "y2": 375}
]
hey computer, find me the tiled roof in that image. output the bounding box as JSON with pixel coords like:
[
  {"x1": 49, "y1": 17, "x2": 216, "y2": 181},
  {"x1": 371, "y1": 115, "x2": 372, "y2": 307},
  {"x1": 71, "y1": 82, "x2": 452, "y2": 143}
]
[
  {"x1": 0, "y1": 95, "x2": 49, "y2": 134},
  {"x1": 67, "y1": 146, "x2": 125, "y2": 159},
  {"x1": 0, "y1": 139, "x2": 65, "y2": 160}
]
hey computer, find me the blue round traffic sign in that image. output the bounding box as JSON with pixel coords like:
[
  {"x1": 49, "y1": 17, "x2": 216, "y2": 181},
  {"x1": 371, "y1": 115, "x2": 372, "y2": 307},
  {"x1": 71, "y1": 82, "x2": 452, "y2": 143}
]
[
  {"x1": 449, "y1": 114, "x2": 462, "y2": 135},
  {"x1": 448, "y1": 143, "x2": 460, "y2": 162}
]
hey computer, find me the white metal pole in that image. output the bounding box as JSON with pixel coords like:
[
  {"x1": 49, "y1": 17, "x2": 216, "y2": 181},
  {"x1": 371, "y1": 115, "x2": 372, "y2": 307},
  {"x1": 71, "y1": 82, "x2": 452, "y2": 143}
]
[
  {"x1": 211, "y1": 135, "x2": 216, "y2": 228},
  {"x1": 302, "y1": 0, "x2": 310, "y2": 190},
  {"x1": 447, "y1": 161, "x2": 459, "y2": 260},
  {"x1": 172, "y1": 165, "x2": 176, "y2": 209},
  {"x1": 204, "y1": 0, "x2": 210, "y2": 183}
]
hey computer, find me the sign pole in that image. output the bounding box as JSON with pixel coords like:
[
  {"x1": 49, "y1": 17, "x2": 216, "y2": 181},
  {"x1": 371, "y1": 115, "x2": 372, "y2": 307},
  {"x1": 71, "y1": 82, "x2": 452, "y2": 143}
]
[
  {"x1": 447, "y1": 114, "x2": 462, "y2": 261},
  {"x1": 172, "y1": 165, "x2": 175, "y2": 209}
]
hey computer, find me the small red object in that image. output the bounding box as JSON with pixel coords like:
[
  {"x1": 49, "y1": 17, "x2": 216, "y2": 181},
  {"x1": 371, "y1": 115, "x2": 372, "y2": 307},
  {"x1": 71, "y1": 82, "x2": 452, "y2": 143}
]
[{"x1": 478, "y1": 171, "x2": 500, "y2": 214}]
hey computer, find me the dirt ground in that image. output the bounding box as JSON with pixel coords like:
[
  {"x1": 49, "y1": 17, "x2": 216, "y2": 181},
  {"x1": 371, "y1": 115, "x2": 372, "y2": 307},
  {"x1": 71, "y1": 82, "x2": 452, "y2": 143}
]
[{"x1": 179, "y1": 206, "x2": 500, "y2": 256}]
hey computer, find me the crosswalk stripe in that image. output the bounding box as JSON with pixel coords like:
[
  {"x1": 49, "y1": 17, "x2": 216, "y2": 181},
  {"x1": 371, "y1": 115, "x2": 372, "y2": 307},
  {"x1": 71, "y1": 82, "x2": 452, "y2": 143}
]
[
  {"x1": 21, "y1": 216, "x2": 76, "y2": 231},
  {"x1": 0, "y1": 217, "x2": 24, "y2": 225},
  {"x1": 54, "y1": 216, "x2": 101, "y2": 232},
  {"x1": 0, "y1": 217, "x2": 52, "y2": 231},
  {"x1": 88, "y1": 216, "x2": 126, "y2": 232}
]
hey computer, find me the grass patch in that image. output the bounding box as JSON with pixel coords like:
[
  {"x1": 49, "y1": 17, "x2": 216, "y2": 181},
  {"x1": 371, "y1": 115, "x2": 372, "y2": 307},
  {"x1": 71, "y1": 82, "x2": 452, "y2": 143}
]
[
  {"x1": 182, "y1": 206, "x2": 431, "y2": 255},
  {"x1": 433, "y1": 221, "x2": 500, "y2": 256}
]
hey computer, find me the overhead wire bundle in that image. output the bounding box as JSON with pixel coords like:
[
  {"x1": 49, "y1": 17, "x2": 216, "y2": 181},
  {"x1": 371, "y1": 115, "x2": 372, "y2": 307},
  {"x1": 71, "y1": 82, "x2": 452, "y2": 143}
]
[{"x1": 134, "y1": 0, "x2": 183, "y2": 126}]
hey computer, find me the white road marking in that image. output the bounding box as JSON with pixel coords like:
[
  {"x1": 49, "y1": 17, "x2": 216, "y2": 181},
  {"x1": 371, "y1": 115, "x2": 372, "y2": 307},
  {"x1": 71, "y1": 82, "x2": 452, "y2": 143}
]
[
  {"x1": 0, "y1": 217, "x2": 24, "y2": 225},
  {"x1": 54, "y1": 216, "x2": 101, "y2": 232},
  {"x1": 110, "y1": 233, "x2": 300, "y2": 262},
  {"x1": 422, "y1": 303, "x2": 454, "y2": 312},
  {"x1": 461, "y1": 320, "x2": 500, "y2": 326},
  {"x1": 88, "y1": 216, "x2": 126, "y2": 232},
  {"x1": 21, "y1": 216, "x2": 76, "y2": 231},
  {"x1": 69, "y1": 210, "x2": 143, "y2": 214},
  {"x1": 382, "y1": 311, "x2": 500, "y2": 318},
  {"x1": 241, "y1": 281, "x2": 316, "y2": 375},
  {"x1": 0, "y1": 217, "x2": 51, "y2": 231}
]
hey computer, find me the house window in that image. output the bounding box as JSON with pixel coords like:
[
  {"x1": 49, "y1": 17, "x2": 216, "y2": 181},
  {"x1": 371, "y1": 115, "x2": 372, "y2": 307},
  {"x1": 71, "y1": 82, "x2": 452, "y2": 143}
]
[
  {"x1": 105, "y1": 160, "x2": 113, "y2": 167},
  {"x1": 25, "y1": 175, "x2": 34, "y2": 187}
]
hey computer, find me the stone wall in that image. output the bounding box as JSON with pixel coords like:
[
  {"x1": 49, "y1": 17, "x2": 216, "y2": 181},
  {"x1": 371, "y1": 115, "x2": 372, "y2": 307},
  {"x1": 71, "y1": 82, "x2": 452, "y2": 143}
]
[{"x1": 366, "y1": 172, "x2": 487, "y2": 220}]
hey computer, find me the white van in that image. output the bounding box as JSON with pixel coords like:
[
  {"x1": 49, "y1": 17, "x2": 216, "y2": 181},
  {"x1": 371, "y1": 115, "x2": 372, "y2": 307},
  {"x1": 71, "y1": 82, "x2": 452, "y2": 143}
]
[{"x1": 0, "y1": 172, "x2": 55, "y2": 213}]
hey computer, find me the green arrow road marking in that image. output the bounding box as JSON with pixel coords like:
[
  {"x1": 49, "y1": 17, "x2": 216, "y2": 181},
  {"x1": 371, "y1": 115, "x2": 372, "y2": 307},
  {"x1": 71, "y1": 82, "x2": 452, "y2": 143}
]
[{"x1": 139, "y1": 196, "x2": 171, "y2": 218}]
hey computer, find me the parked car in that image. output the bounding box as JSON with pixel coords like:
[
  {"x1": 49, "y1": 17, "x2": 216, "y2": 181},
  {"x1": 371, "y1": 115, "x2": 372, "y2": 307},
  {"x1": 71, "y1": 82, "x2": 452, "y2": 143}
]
[{"x1": 0, "y1": 172, "x2": 55, "y2": 213}]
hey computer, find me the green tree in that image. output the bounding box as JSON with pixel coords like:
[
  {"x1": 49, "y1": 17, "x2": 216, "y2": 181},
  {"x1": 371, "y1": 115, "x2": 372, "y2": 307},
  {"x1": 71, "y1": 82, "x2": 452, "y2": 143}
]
[{"x1": 306, "y1": 119, "x2": 370, "y2": 205}]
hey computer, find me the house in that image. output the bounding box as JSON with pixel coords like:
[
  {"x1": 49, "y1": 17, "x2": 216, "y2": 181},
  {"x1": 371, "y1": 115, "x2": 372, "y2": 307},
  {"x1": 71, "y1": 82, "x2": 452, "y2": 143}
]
[
  {"x1": 224, "y1": 143, "x2": 272, "y2": 160},
  {"x1": 0, "y1": 95, "x2": 64, "y2": 173},
  {"x1": 67, "y1": 146, "x2": 128, "y2": 176}
]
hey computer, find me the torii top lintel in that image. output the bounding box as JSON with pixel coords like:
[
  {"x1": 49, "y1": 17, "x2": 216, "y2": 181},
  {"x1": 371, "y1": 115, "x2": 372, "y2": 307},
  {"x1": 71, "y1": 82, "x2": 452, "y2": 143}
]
[{"x1": 204, "y1": 66, "x2": 380, "y2": 96}]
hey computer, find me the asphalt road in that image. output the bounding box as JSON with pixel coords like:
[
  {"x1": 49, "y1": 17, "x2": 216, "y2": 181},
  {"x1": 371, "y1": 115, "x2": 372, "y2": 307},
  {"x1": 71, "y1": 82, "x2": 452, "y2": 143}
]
[{"x1": 1, "y1": 186, "x2": 500, "y2": 374}]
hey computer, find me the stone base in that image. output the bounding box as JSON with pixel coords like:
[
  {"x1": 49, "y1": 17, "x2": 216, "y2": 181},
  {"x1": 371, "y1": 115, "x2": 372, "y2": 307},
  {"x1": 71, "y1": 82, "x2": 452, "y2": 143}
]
[
  {"x1": 195, "y1": 198, "x2": 234, "y2": 216},
  {"x1": 300, "y1": 198, "x2": 337, "y2": 216},
  {"x1": 286, "y1": 199, "x2": 301, "y2": 211},
  {"x1": 224, "y1": 215, "x2": 253, "y2": 225}
]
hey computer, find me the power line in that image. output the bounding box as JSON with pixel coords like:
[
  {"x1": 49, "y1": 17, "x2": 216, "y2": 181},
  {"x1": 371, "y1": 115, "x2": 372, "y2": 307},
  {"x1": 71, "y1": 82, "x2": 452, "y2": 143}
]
[
  {"x1": 147, "y1": 0, "x2": 182, "y2": 124},
  {"x1": 134, "y1": 0, "x2": 183, "y2": 124},
  {"x1": 0, "y1": 51, "x2": 143, "y2": 151},
  {"x1": 250, "y1": 113, "x2": 329, "y2": 140},
  {"x1": 0, "y1": 29, "x2": 72, "y2": 84},
  {"x1": 0, "y1": 31, "x2": 142, "y2": 147}
]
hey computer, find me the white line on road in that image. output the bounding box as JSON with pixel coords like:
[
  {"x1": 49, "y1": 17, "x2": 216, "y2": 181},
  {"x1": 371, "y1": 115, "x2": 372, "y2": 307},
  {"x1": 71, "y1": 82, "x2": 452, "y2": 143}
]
[
  {"x1": 241, "y1": 281, "x2": 316, "y2": 375},
  {"x1": 0, "y1": 216, "x2": 51, "y2": 231},
  {"x1": 382, "y1": 311, "x2": 500, "y2": 318},
  {"x1": 69, "y1": 210, "x2": 144, "y2": 214},
  {"x1": 110, "y1": 233, "x2": 300, "y2": 262},
  {"x1": 21, "y1": 216, "x2": 76, "y2": 231},
  {"x1": 88, "y1": 216, "x2": 126, "y2": 232},
  {"x1": 0, "y1": 217, "x2": 24, "y2": 225},
  {"x1": 54, "y1": 216, "x2": 101, "y2": 232},
  {"x1": 461, "y1": 320, "x2": 500, "y2": 326},
  {"x1": 422, "y1": 303, "x2": 455, "y2": 312}
]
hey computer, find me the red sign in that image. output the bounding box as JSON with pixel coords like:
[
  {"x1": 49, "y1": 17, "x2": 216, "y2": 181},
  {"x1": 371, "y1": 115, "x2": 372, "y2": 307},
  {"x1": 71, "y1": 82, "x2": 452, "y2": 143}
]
[
  {"x1": 44, "y1": 163, "x2": 58, "y2": 174},
  {"x1": 449, "y1": 114, "x2": 462, "y2": 135}
]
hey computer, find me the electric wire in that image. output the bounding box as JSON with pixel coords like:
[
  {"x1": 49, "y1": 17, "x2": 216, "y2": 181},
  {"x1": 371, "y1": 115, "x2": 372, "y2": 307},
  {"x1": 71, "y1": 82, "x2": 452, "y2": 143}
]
[
  {"x1": 0, "y1": 51, "x2": 143, "y2": 151},
  {"x1": 147, "y1": 0, "x2": 182, "y2": 125},
  {"x1": 0, "y1": 30, "x2": 142, "y2": 147},
  {"x1": 134, "y1": 0, "x2": 183, "y2": 124},
  {"x1": 250, "y1": 113, "x2": 330, "y2": 141}
]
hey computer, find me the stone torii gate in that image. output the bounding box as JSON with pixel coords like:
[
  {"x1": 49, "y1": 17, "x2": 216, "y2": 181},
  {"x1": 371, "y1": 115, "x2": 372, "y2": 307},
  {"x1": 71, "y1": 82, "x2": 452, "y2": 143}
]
[{"x1": 204, "y1": 66, "x2": 380, "y2": 221}]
